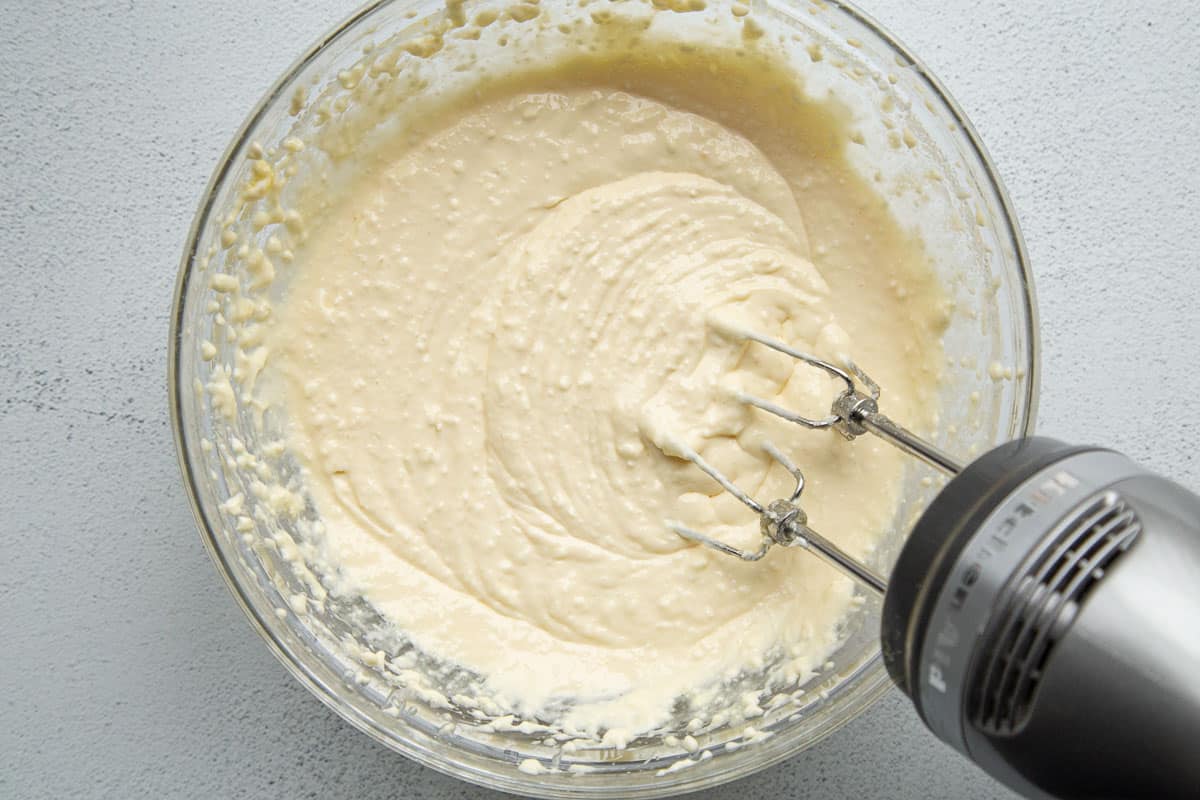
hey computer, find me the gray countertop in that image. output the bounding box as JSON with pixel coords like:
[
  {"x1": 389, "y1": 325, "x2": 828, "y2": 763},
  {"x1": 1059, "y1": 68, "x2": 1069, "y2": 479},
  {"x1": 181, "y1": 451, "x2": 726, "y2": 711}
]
[{"x1": 3, "y1": 1, "x2": 1198, "y2": 797}]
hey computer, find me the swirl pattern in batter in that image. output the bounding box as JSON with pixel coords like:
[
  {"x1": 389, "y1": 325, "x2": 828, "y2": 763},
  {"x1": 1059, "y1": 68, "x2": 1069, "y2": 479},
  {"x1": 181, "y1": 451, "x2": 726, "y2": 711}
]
[{"x1": 268, "y1": 84, "x2": 945, "y2": 736}]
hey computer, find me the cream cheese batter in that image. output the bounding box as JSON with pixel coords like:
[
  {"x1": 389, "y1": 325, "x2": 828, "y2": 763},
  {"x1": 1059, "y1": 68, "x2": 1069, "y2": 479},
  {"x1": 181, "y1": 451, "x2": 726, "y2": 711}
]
[{"x1": 263, "y1": 49, "x2": 947, "y2": 738}]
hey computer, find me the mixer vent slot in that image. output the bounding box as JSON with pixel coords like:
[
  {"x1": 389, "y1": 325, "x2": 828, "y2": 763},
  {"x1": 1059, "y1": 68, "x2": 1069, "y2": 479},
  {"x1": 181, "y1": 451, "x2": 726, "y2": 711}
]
[{"x1": 971, "y1": 491, "x2": 1141, "y2": 736}]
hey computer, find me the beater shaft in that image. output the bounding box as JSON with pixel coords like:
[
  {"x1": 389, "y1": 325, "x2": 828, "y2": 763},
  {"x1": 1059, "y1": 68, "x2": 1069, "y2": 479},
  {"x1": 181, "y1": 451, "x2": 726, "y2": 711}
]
[
  {"x1": 794, "y1": 523, "x2": 888, "y2": 594},
  {"x1": 855, "y1": 411, "x2": 962, "y2": 476}
]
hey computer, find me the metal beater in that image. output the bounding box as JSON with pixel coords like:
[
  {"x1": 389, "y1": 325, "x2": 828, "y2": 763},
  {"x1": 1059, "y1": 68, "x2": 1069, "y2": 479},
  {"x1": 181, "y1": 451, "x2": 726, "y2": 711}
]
[{"x1": 669, "y1": 326, "x2": 960, "y2": 594}]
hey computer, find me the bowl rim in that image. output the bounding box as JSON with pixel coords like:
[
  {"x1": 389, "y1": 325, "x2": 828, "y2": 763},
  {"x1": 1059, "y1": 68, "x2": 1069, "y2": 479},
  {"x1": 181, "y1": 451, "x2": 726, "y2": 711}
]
[{"x1": 167, "y1": 0, "x2": 1039, "y2": 794}]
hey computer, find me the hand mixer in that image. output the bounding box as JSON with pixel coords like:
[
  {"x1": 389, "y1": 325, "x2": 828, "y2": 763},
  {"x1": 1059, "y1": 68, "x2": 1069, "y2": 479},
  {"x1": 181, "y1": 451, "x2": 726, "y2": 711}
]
[{"x1": 672, "y1": 328, "x2": 1200, "y2": 800}]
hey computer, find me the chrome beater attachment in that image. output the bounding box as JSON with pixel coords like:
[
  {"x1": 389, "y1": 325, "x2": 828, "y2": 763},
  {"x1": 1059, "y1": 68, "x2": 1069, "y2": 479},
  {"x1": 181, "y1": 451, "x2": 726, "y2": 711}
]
[
  {"x1": 731, "y1": 328, "x2": 963, "y2": 477},
  {"x1": 668, "y1": 440, "x2": 888, "y2": 594},
  {"x1": 668, "y1": 326, "x2": 967, "y2": 594}
]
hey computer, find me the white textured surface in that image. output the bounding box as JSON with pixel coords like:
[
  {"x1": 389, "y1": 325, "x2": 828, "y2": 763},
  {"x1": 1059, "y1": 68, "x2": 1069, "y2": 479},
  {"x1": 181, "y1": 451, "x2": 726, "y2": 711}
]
[{"x1": 2, "y1": 1, "x2": 1197, "y2": 797}]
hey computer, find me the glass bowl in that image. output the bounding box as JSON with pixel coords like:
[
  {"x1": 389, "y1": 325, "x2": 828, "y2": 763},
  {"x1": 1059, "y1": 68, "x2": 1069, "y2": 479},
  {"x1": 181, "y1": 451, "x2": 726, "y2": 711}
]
[{"x1": 169, "y1": 0, "x2": 1038, "y2": 796}]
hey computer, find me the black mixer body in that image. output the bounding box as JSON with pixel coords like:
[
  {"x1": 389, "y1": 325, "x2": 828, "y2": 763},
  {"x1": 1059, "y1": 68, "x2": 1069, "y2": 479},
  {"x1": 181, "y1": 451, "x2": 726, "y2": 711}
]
[{"x1": 882, "y1": 437, "x2": 1200, "y2": 799}]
